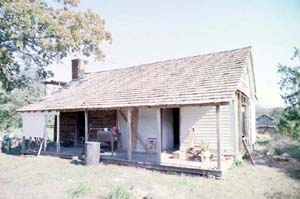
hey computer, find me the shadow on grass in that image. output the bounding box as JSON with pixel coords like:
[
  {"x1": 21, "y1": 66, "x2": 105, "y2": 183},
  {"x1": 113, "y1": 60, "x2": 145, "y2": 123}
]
[
  {"x1": 70, "y1": 159, "x2": 85, "y2": 166},
  {"x1": 286, "y1": 168, "x2": 300, "y2": 180}
]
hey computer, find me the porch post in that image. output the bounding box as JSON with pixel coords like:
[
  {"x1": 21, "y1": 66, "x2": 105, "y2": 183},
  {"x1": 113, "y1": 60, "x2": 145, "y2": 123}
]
[
  {"x1": 84, "y1": 111, "x2": 88, "y2": 143},
  {"x1": 127, "y1": 108, "x2": 132, "y2": 160},
  {"x1": 216, "y1": 105, "x2": 221, "y2": 170},
  {"x1": 231, "y1": 100, "x2": 239, "y2": 158},
  {"x1": 56, "y1": 112, "x2": 60, "y2": 153},
  {"x1": 156, "y1": 108, "x2": 161, "y2": 163},
  {"x1": 43, "y1": 114, "x2": 48, "y2": 151},
  {"x1": 21, "y1": 136, "x2": 25, "y2": 153}
]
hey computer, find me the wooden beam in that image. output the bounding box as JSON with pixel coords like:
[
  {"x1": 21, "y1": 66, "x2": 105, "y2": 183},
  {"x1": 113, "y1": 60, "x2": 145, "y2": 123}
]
[
  {"x1": 56, "y1": 112, "x2": 60, "y2": 153},
  {"x1": 17, "y1": 102, "x2": 230, "y2": 113},
  {"x1": 117, "y1": 110, "x2": 148, "y2": 152},
  {"x1": 37, "y1": 139, "x2": 44, "y2": 157},
  {"x1": 216, "y1": 105, "x2": 221, "y2": 170},
  {"x1": 75, "y1": 113, "x2": 78, "y2": 146},
  {"x1": 136, "y1": 134, "x2": 148, "y2": 152},
  {"x1": 127, "y1": 108, "x2": 132, "y2": 160},
  {"x1": 21, "y1": 136, "x2": 25, "y2": 153},
  {"x1": 237, "y1": 92, "x2": 243, "y2": 152},
  {"x1": 131, "y1": 109, "x2": 138, "y2": 150},
  {"x1": 156, "y1": 108, "x2": 162, "y2": 163},
  {"x1": 231, "y1": 100, "x2": 239, "y2": 157},
  {"x1": 43, "y1": 114, "x2": 48, "y2": 151},
  {"x1": 242, "y1": 138, "x2": 255, "y2": 166},
  {"x1": 118, "y1": 110, "x2": 127, "y2": 122},
  {"x1": 84, "y1": 111, "x2": 88, "y2": 143}
]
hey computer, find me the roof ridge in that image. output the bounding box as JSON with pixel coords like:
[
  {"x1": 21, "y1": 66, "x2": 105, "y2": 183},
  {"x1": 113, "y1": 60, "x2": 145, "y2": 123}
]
[
  {"x1": 257, "y1": 114, "x2": 274, "y2": 120},
  {"x1": 85, "y1": 46, "x2": 252, "y2": 75}
]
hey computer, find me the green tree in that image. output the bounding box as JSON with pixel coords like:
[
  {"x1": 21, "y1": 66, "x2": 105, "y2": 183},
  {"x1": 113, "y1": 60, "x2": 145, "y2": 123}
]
[
  {"x1": 0, "y1": 0, "x2": 111, "y2": 132},
  {"x1": 276, "y1": 47, "x2": 300, "y2": 139},
  {"x1": 0, "y1": 0, "x2": 111, "y2": 91},
  {"x1": 0, "y1": 81, "x2": 43, "y2": 132}
]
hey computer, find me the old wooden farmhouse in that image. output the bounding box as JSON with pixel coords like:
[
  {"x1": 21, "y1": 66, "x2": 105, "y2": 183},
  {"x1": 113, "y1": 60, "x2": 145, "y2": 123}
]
[{"x1": 18, "y1": 47, "x2": 257, "y2": 176}]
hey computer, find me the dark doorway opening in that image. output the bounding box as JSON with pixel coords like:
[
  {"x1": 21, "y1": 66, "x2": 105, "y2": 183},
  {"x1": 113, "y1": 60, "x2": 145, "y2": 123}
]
[
  {"x1": 173, "y1": 108, "x2": 180, "y2": 149},
  {"x1": 77, "y1": 111, "x2": 85, "y2": 144}
]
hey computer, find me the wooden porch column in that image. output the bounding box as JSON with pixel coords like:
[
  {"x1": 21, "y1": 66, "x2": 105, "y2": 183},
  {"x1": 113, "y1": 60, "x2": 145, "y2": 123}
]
[
  {"x1": 84, "y1": 111, "x2": 88, "y2": 143},
  {"x1": 43, "y1": 114, "x2": 48, "y2": 151},
  {"x1": 127, "y1": 108, "x2": 132, "y2": 160},
  {"x1": 231, "y1": 100, "x2": 239, "y2": 157},
  {"x1": 156, "y1": 108, "x2": 162, "y2": 163},
  {"x1": 21, "y1": 136, "x2": 25, "y2": 153},
  {"x1": 56, "y1": 112, "x2": 60, "y2": 153},
  {"x1": 216, "y1": 105, "x2": 221, "y2": 170}
]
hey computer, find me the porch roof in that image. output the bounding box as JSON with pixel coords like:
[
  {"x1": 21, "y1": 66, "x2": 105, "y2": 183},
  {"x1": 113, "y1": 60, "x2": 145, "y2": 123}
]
[{"x1": 18, "y1": 47, "x2": 251, "y2": 112}]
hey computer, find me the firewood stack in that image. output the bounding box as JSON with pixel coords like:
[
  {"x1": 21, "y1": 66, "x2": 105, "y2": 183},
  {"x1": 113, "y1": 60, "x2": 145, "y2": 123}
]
[{"x1": 186, "y1": 143, "x2": 211, "y2": 161}]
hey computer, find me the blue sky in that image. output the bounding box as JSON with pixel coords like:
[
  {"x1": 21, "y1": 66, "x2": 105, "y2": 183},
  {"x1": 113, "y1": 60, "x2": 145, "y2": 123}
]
[{"x1": 49, "y1": 0, "x2": 300, "y2": 108}]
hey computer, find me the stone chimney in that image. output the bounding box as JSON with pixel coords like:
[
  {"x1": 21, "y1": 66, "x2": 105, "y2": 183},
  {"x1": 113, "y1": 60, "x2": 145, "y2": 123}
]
[{"x1": 71, "y1": 58, "x2": 87, "y2": 80}]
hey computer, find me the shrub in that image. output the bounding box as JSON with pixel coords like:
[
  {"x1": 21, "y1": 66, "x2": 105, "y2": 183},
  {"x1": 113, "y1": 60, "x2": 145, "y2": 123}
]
[
  {"x1": 106, "y1": 185, "x2": 132, "y2": 199},
  {"x1": 67, "y1": 183, "x2": 91, "y2": 198},
  {"x1": 234, "y1": 159, "x2": 244, "y2": 167},
  {"x1": 271, "y1": 138, "x2": 300, "y2": 160}
]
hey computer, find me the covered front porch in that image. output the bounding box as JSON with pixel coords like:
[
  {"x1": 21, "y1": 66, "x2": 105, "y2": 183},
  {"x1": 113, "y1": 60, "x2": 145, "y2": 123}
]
[{"x1": 21, "y1": 103, "x2": 233, "y2": 177}]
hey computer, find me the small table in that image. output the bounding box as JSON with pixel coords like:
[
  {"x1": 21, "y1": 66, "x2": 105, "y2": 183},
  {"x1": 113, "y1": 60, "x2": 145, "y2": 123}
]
[{"x1": 95, "y1": 130, "x2": 121, "y2": 156}]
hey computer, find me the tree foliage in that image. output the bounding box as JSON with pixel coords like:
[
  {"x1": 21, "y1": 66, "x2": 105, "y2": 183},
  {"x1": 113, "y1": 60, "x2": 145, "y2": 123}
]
[
  {"x1": 0, "y1": 0, "x2": 111, "y2": 132},
  {"x1": 276, "y1": 47, "x2": 300, "y2": 139},
  {"x1": 0, "y1": 82, "x2": 43, "y2": 133},
  {"x1": 0, "y1": 0, "x2": 111, "y2": 91}
]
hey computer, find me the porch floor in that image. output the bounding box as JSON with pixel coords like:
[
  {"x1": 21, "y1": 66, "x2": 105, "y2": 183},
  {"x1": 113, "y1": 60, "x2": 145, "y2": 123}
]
[
  {"x1": 101, "y1": 151, "x2": 234, "y2": 171},
  {"x1": 23, "y1": 145, "x2": 233, "y2": 176}
]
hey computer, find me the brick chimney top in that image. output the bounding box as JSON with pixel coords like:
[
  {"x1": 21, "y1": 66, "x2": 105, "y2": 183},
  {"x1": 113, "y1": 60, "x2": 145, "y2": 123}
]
[{"x1": 71, "y1": 59, "x2": 87, "y2": 80}]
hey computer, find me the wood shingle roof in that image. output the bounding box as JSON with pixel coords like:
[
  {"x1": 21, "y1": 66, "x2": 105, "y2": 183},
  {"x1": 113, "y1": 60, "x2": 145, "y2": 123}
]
[{"x1": 19, "y1": 47, "x2": 252, "y2": 112}]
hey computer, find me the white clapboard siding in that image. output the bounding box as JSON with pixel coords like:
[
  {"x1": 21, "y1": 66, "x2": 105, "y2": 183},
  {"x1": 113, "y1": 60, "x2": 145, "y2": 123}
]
[
  {"x1": 136, "y1": 108, "x2": 159, "y2": 152},
  {"x1": 249, "y1": 99, "x2": 256, "y2": 144},
  {"x1": 238, "y1": 67, "x2": 251, "y2": 97},
  {"x1": 21, "y1": 112, "x2": 46, "y2": 138},
  {"x1": 117, "y1": 108, "x2": 159, "y2": 152},
  {"x1": 180, "y1": 105, "x2": 233, "y2": 153},
  {"x1": 117, "y1": 110, "x2": 128, "y2": 150}
]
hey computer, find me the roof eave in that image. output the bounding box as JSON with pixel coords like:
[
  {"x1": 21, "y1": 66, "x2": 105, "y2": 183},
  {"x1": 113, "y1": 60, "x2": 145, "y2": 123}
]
[{"x1": 17, "y1": 100, "x2": 231, "y2": 113}]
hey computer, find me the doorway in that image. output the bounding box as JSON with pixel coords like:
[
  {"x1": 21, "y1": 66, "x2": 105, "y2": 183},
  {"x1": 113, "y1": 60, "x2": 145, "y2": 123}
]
[
  {"x1": 77, "y1": 112, "x2": 85, "y2": 144},
  {"x1": 173, "y1": 108, "x2": 180, "y2": 149},
  {"x1": 161, "y1": 108, "x2": 180, "y2": 151}
]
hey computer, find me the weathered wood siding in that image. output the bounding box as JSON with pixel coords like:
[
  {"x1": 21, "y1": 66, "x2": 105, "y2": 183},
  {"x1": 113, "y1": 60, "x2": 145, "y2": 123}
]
[
  {"x1": 238, "y1": 67, "x2": 251, "y2": 97},
  {"x1": 249, "y1": 99, "x2": 256, "y2": 145},
  {"x1": 88, "y1": 110, "x2": 116, "y2": 129},
  {"x1": 238, "y1": 56, "x2": 256, "y2": 146},
  {"x1": 59, "y1": 111, "x2": 117, "y2": 143},
  {"x1": 180, "y1": 105, "x2": 233, "y2": 153},
  {"x1": 88, "y1": 110, "x2": 116, "y2": 141},
  {"x1": 60, "y1": 112, "x2": 77, "y2": 142}
]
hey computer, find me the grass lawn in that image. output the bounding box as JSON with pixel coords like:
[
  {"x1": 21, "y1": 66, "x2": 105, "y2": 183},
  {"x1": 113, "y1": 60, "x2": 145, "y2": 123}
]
[{"x1": 0, "y1": 153, "x2": 299, "y2": 199}]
